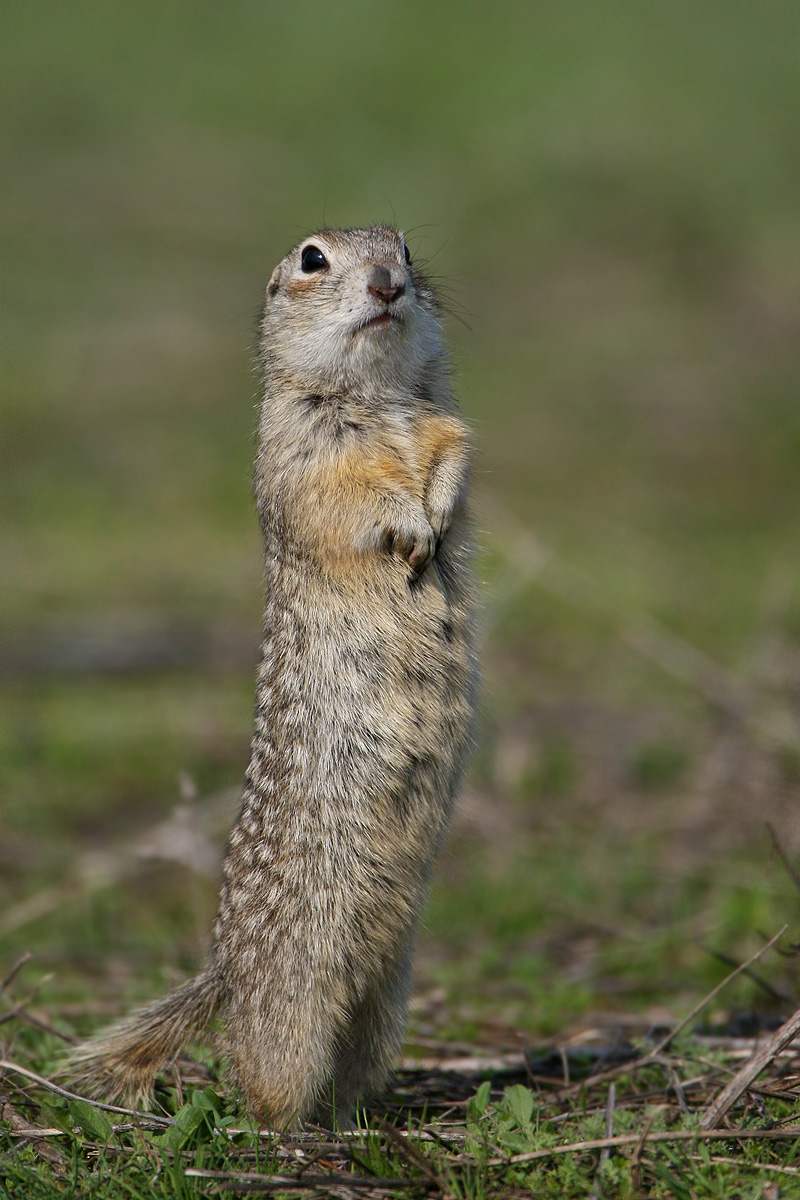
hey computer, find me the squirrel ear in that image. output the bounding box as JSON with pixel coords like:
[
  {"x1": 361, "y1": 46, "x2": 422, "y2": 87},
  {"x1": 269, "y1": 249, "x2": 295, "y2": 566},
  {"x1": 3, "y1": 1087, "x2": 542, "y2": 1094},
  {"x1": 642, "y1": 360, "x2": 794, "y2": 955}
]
[{"x1": 266, "y1": 265, "x2": 282, "y2": 298}]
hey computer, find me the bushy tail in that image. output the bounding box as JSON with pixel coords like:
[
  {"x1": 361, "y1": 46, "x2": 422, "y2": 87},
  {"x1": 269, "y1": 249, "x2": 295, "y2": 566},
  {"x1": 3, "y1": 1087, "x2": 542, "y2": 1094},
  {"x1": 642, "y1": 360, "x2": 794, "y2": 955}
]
[{"x1": 64, "y1": 969, "x2": 221, "y2": 1108}]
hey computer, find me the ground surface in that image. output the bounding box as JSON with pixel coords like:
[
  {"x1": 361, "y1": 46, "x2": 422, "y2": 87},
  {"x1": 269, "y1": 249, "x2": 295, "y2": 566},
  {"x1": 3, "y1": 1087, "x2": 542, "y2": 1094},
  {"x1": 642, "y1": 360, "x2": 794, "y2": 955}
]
[{"x1": 3, "y1": 3, "x2": 800, "y2": 1194}]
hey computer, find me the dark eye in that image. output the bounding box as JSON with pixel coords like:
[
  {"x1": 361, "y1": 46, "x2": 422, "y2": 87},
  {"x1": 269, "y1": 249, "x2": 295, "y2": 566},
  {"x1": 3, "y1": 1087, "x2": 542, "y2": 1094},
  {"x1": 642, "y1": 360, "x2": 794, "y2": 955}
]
[
  {"x1": 301, "y1": 245, "x2": 328, "y2": 273},
  {"x1": 403, "y1": 242, "x2": 412, "y2": 265}
]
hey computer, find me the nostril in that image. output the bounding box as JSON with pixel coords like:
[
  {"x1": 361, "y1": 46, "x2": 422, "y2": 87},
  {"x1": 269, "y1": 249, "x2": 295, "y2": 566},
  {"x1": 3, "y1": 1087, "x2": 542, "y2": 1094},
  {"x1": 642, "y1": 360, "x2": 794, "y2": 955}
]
[
  {"x1": 368, "y1": 282, "x2": 405, "y2": 304},
  {"x1": 366, "y1": 264, "x2": 405, "y2": 306}
]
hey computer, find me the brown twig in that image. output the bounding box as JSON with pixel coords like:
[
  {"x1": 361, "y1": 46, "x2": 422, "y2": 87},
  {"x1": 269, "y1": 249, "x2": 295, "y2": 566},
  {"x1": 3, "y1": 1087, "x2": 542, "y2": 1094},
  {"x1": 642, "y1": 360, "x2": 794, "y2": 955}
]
[
  {"x1": 587, "y1": 1082, "x2": 615, "y2": 1200},
  {"x1": 704, "y1": 946, "x2": 791, "y2": 1004},
  {"x1": 1, "y1": 1007, "x2": 76, "y2": 1043},
  {"x1": 665, "y1": 1063, "x2": 691, "y2": 1115},
  {"x1": 1, "y1": 1100, "x2": 68, "y2": 1170},
  {"x1": 0, "y1": 1059, "x2": 173, "y2": 1124},
  {"x1": 701, "y1": 1004, "x2": 800, "y2": 1129},
  {"x1": 487, "y1": 1125, "x2": 800, "y2": 1167},
  {"x1": 0, "y1": 973, "x2": 60, "y2": 1029},
  {"x1": 647, "y1": 926, "x2": 787, "y2": 1058},
  {"x1": 0, "y1": 953, "x2": 33, "y2": 995},
  {"x1": 630, "y1": 1106, "x2": 664, "y2": 1194},
  {"x1": 692, "y1": 1154, "x2": 800, "y2": 1178},
  {"x1": 548, "y1": 928, "x2": 787, "y2": 1101},
  {"x1": 378, "y1": 1119, "x2": 451, "y2": 1194}
]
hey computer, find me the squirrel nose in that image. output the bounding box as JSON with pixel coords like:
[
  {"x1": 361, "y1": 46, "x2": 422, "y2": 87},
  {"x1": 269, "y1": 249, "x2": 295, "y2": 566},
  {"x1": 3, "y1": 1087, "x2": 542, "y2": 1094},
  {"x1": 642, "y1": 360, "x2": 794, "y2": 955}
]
[{"x1": 367, "y1": 265, "x2": 405, "y2": 305}]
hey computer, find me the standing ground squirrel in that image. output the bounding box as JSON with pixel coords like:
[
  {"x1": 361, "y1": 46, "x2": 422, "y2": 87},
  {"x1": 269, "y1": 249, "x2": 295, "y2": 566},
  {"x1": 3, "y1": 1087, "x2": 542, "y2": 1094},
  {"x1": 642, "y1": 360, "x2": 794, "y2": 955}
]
[{"x1": 67, "y1": 225, "x2": 477, "y2": 1127}]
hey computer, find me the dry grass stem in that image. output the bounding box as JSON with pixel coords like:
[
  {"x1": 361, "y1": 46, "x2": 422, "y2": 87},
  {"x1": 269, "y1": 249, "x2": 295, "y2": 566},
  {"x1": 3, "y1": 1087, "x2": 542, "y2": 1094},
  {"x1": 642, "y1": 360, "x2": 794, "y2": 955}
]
[
  {"x1": 488, "y1": 1125, "x2": 800, "y2": 1168},
  {"x1": 0, "y1": 1059, "x2": 173, "y2": 1124},
  {"x1": 587, "y1": 1081, "x2": 615, "y2": 1200},
  {"x1": 1, "y1": 1101, "x2": 68, "y2": 1170},
  {"x1": 701, "y1": 1003, "x2": 800, "y2": 1129},
  {"x1": 0, "y1": 954, "x2": 34, "y2": 995},
  {"x1": 691, "y1": 1154, "x2": 800, "y2": 1178},
  {"x1": 647, "y1": 925, "x2": 788, "y2": 1059}
]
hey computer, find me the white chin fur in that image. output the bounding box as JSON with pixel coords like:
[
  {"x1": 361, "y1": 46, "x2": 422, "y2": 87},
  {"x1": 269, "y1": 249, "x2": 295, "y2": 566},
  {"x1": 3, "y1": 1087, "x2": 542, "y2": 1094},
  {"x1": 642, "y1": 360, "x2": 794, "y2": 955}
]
[{"x1": 277, "y1": 305, "x2": 440, "y2": 393}]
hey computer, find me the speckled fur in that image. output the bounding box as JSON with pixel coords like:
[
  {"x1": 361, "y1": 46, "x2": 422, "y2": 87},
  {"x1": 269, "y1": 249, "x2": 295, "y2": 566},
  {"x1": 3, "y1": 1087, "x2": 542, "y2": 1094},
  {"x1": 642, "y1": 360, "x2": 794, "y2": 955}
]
[{"x1": 66, "y1": 226, "x2": 477, "y2": 1128}]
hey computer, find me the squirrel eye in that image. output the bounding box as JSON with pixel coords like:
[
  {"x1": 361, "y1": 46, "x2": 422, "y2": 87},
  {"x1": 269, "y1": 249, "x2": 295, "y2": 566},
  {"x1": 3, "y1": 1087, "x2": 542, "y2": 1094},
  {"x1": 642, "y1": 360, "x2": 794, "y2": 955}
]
[
  {"x1": 403, "y1": 242, "x2": 412, "y2": 265},
  {"x1": 301, "y1": 245, "x2": 328, "y2": 273}
]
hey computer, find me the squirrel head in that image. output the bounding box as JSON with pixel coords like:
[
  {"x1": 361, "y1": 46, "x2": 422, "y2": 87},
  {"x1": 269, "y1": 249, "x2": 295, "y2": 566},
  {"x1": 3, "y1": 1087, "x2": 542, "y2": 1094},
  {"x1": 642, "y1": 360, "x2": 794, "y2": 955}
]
[{"x1": 260, "y1": 226, "x2": 443, "y2": 394}]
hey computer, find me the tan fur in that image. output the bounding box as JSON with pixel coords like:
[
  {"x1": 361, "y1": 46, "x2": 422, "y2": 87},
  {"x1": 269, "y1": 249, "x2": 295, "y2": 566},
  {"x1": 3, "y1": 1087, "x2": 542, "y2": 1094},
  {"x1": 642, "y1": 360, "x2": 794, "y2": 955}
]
[{"x1": 65, "y1": 225, "x2": 477, "y2": 1128}]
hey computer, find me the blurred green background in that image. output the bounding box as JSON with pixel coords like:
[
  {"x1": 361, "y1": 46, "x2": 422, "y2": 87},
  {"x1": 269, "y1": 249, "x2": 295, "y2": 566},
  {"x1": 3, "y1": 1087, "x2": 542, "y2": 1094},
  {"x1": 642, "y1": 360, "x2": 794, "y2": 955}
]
[{"x1": 3, "y1": 0, "x2": 800, "y2": 1040}]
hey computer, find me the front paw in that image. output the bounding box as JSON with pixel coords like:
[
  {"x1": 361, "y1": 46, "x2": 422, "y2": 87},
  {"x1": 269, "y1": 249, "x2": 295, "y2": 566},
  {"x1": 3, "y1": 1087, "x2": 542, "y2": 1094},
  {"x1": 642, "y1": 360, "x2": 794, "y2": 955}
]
[{"x1": 384, "y1": 517, "x2": 436, "y2": 578}]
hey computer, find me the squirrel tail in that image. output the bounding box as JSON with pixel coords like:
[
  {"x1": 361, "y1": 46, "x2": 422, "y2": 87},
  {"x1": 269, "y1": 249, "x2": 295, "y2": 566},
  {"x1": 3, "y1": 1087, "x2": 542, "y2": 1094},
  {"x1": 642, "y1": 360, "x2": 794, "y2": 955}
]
[{"x1": 64, "y1": 969, "x2": 221, "y2": 1108}]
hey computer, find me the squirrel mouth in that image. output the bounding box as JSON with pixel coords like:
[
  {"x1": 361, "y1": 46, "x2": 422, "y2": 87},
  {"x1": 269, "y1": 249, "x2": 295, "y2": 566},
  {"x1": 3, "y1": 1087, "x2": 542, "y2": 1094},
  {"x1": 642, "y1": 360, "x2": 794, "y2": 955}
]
[{"x1": 356, "y1": 311, "x2": 400, "y2": 334}]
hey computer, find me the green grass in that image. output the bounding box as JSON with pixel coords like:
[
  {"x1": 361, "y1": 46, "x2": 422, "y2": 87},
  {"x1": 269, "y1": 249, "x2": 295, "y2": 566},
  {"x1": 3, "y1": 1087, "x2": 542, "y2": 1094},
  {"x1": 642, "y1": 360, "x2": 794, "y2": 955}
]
[
  {"x1": 3, "y1": 1, "x2": 800, "y2": 1193},
  {"x1": 4, "y1": 1031, "x2": 800, "y2": 1198}
]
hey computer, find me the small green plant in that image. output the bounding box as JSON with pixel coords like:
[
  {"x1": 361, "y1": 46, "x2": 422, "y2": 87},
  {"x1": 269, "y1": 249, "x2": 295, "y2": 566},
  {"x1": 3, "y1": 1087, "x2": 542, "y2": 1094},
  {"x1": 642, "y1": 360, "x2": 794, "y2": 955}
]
[{"x1": 467, "y1": 1081, "x2": 556, "y2": 1157}]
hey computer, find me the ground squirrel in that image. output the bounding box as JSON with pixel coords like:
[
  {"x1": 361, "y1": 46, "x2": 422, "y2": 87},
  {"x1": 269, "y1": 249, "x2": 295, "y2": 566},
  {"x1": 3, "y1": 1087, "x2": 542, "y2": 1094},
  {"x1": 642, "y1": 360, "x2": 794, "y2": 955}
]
[{"x1": 67, "y1": 225, "x2": 477, "y2": 1127}]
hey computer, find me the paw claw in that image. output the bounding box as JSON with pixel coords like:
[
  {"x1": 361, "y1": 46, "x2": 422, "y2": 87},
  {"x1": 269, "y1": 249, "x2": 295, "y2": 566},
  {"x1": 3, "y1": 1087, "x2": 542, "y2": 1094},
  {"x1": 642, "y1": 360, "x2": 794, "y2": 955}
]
[{"x1": 383, "y1": 519, "x2": 435, "y2": 577}]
